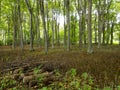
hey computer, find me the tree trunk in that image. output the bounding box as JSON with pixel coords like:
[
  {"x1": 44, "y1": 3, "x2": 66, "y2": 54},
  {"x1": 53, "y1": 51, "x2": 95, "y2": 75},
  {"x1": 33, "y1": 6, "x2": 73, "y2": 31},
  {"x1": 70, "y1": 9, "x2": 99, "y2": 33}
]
[
  {"x1": 102, "y1": 0, "x2": 106, "y2": 45},
  {"x1": 57, "y1": 23, "x2": 60, "y2": 45},
  {"x1": 54, "y1": 0, "x2": 57, "y2": 45},
  {"x1": 77, "y1": 0, "x2": 83, "y2": 47},
  {"x1": 36, "y1": 0, "x2": 40, "y2": 48},
  {"x1": 46, "y1": 4, "x2": 50, "y2": 47},
  {"x1": 97, "y1": 0, "x2": 102, "y2": 48},
  {"x1": 40, "y1": 0, "x2": 48, "y2": 54},
  {"x1": 12, "y1": 3, "x2": 17, "y2": 49},
  {"x1": 87, "y1": 0, "x2": 93, "y2": 53},
  {"x1": 83, "y1": 0, "x2": 87, "y2": 45},
  {"x1": 106, "y1": 19, "x2": 110, "y2": 44},
  {"x1": 7, "y1": 17, "x2": 10, "y2": 45},
  {"x1": 94, "y1": 15, "x2": 97, "y2": 44},
  {"x1": 106, "y1": 0, "x2": 112, "y2": 45},
  {"x1": 52, "y1": 1, "x2": 54, "y2": 48},
  {"x1": 102, "y1": 23, "x2": 105, "y2": 45},
  {"x1": 79, "y1": 13, "x2": 83, "y2": 47},
  {"x1": 18, "y1": 0, "x2": 23, "y2": 50},
  {"x1": 66, "y1": 0, "x2": 70, "y2": 51},
  {"x1": 30, "y1": 13, "x2": 33, "y2": 51},
  {"x1": 25, "y1": 0, "x2": 34, "y2": 51},
  {"x1": 110, "y1": 22, "x2": 114, "y2": 45},
  {"x1": 64, "y1": 0, "x2": 66, "y2": 48}
]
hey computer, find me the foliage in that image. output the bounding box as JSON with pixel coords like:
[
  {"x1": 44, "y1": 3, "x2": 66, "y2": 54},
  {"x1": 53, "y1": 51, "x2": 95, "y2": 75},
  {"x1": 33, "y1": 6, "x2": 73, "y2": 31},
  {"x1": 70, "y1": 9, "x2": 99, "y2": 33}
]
[
  {"x1": 0, "y1": 40, "x2": 4, "y2": 46},
  {"x1": 0, "y1": 67, "x2": 120, "y2": 90},
  {"x1": 0, "y1": 77, "x2": 16, "y2": 90},
  {"x1": 0, "y1": 0, "x2": 120, "y2": 47}
]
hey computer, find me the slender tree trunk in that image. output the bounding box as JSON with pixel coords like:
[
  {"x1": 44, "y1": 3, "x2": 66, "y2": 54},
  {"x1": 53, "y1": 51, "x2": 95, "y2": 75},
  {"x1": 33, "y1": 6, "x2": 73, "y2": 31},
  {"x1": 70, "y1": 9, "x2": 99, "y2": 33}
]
[
  {"x1": 83, "y1": 0, "x2": 87, "y2": 45},
  {"x1": 40, "y1": 0, "x2": 48, "y2": 54},
  {"x1": 57, "y1": 23, "x2": 60, "y2": 45},
  {"x1": 52, "y1": 1, "x2": 54, "y2": 48},
  {"x1": 102, "y1": 0, "x2": 106, "y2": 45},
  {"x1": 110, "y1": 22, "x2": 114, "y2": 45},
  {"x1": 36, "y1": 0, "x2": 40, "y2": 48},
  {"x1": 23, "y1": 15, "x2": 27, "y2": 45},
  {"x1": 57, "y1": 1, "x2": 60, "y2": 46},
  {"x1": 7, "y1": 17, "x2": 10, "y2": 45},
  {"x1": 79, "y1": 13, "x2": 83, "y2": 47},
  {"x1": 4, "y1": 31, "x2": 6, "y2": 45},
  {"x1": 97, "y1": 0, "x2": 102, "y2": 48},
  {"x1": 3, "y1": 31, "x2": 6, "y2": 45},
  {"x1": 30, "y1": 13, "x2": 33, "y2": 51},
  {"x1": 64, "y1": 0, "x2": 66, "y2": 48},
  {"x1": 55, "y1": 19, "x2": 58, "y2": 45},
  {"x1": 25, "y1": 0, "x2": 34, "y2": 51},
  {"x1": 106, "y1": 18, "x2": 110, "y2": 44},
  {"x1": 46, "y1": 3, "x2": 50, "y2": 47},
  {"x1": 71, "y1": 14, "x2": 76, "y2": 45},
  {"x1": 106, "y1": 0, "x2": 112, "y2": 45},
  {"x1": 87, "y1": 0, "x2": 93, "y2": 53},
  {"x1": 66, "y1": 0, "x2": 70, "y2": 51},
  {"x1": 73, "y1": 14, "x2": 77, "y2": 44},
  {"x1": 18, "y1": 0, "x2": 23, "y2": 50},
  {"x1": 94, "y1": 15, "x2": 97, "y2": 44},
  {"x1": 102, "y1": 23, "x2": 105, "y2": 44},
  {"x1": 12, "y1": 3, "x2": 17, "y2": 49},
  {"x1": 77, "y1": 0, "x2": 82, "y2": 47}
]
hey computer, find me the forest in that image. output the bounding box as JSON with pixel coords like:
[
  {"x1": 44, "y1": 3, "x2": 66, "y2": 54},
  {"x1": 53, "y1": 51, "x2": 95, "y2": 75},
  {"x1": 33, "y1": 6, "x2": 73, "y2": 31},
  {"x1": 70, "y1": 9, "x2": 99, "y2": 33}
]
[{"x1": 0, "y1": 0, "x2": 120, "y2": 90}]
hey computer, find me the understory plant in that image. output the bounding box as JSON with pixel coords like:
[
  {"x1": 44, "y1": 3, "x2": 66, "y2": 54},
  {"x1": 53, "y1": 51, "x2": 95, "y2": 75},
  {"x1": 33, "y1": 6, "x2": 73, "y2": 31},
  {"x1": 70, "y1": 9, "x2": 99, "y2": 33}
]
[{"x1": 1, "y1": 68, "x2": 120, "y2": 90}]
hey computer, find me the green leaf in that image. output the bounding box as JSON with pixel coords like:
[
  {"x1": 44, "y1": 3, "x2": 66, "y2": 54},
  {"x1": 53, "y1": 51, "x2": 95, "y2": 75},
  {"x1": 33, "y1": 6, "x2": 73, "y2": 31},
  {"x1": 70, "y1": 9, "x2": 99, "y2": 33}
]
[
  {"x1": 81, "y1": 72, "x2": 88, "y2": 80},
  {"x1": 103, "y1": 87, "x2": 112, "y2": 90},
  {"x1": 41, "y1": 87, "x2": 48, "y2": 90}
]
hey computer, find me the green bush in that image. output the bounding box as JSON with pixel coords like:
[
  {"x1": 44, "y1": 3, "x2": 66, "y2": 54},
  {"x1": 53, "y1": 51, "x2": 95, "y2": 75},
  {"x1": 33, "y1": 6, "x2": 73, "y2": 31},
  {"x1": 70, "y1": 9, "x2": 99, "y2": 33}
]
[
  {"x1": 0, "y1": 40, "x2": 4, "y2": 46},
  {"x1": 0, "y1": 77, "x2": 16, "y2": 90},
  {"x1": 6, "y1": 38, "x2": 13, "y2": 45}
]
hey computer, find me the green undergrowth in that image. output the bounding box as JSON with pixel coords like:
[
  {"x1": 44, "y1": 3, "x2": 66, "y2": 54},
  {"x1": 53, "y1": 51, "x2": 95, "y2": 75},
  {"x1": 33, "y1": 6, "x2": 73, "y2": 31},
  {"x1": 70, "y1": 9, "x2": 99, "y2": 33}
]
[{"x1": 0, "y1": 68, "x2": 120, "y2": 90}]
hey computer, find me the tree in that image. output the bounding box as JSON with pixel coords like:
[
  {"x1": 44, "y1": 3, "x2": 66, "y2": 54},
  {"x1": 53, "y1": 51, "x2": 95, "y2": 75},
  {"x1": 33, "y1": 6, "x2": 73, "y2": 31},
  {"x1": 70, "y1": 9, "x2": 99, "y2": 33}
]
[
  {"x1": 36, "y1": 0, "x2": 41, "y2": 48},
  {"x1": 66, "y1": 0, "x2": 70, "y2": 51},
  {"x1": 97, "y1": 0, "x2": 102, "y2": 48},
  {"x1": 0, "y1": 0, "x2": 120, "y2": 53},
  {"x1": 87, "y1": 0, "x2": 93, "y2": 53},
  {"x1": 51, "y1": 0, "x2": 55, "y2": 48},
  {"x1": 18, "y1": 0, "x2": 23, "y2": 50},
  {"x1": 40, "y1": 0, "x2": 48, "y2": 54},
  {"x1": 63, "y1": 0, "x2": 67, "y2": 48},
  {"x1": 25, "y1": 0, "x2": 34, "y2": 51},
  {"x1": 12, "y1": 1, "x2": 18, "y2": 49}
]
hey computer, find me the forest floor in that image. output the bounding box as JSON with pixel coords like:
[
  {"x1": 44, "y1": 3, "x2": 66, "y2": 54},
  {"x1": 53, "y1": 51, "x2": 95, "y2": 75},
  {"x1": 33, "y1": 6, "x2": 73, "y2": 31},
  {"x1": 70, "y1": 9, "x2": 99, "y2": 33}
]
[{"x1": 0, "y1": 45, "x2": 120, "y2": 89}]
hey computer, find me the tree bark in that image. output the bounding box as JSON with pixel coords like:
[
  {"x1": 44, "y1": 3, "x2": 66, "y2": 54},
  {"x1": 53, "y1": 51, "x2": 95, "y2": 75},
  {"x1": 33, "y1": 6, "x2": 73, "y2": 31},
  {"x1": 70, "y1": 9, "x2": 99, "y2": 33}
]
[
  {"x1": 18, "y1": 0, "x2": 23, "y2": 50},
  {"x1": 40, "y1": 0, "x2": 48, "y2": 54},
  {"x1": 66, "y1": 0, "x2": 70, "y2": 51},
  {"x1": 87, "y1": 0, "x2": 93, "y2": 53},
  {"x1": 52, "y1": 0, "x2": 54, "y2": 48},
  {"x1": 12, "y1": 3, "x2": 18, "y2": 49},
  {"x1": 36, "y1": 0, "x2": 40, "y2": 48},
  {"x1": 64, "y1": 0, "x2": 67, "y2": 48},
  {"x1": 110, "y1": 22, "x2": 114, "y2": 45},
  {"x1": 94, "y1": 14, "x2": 97, "y2": 44},
  {"x1": 97, "y1": 0, "x2": 102, "y2": 48},
  {"x1": 25, "y1": 0, "x2": 34, "y2": 51}
]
